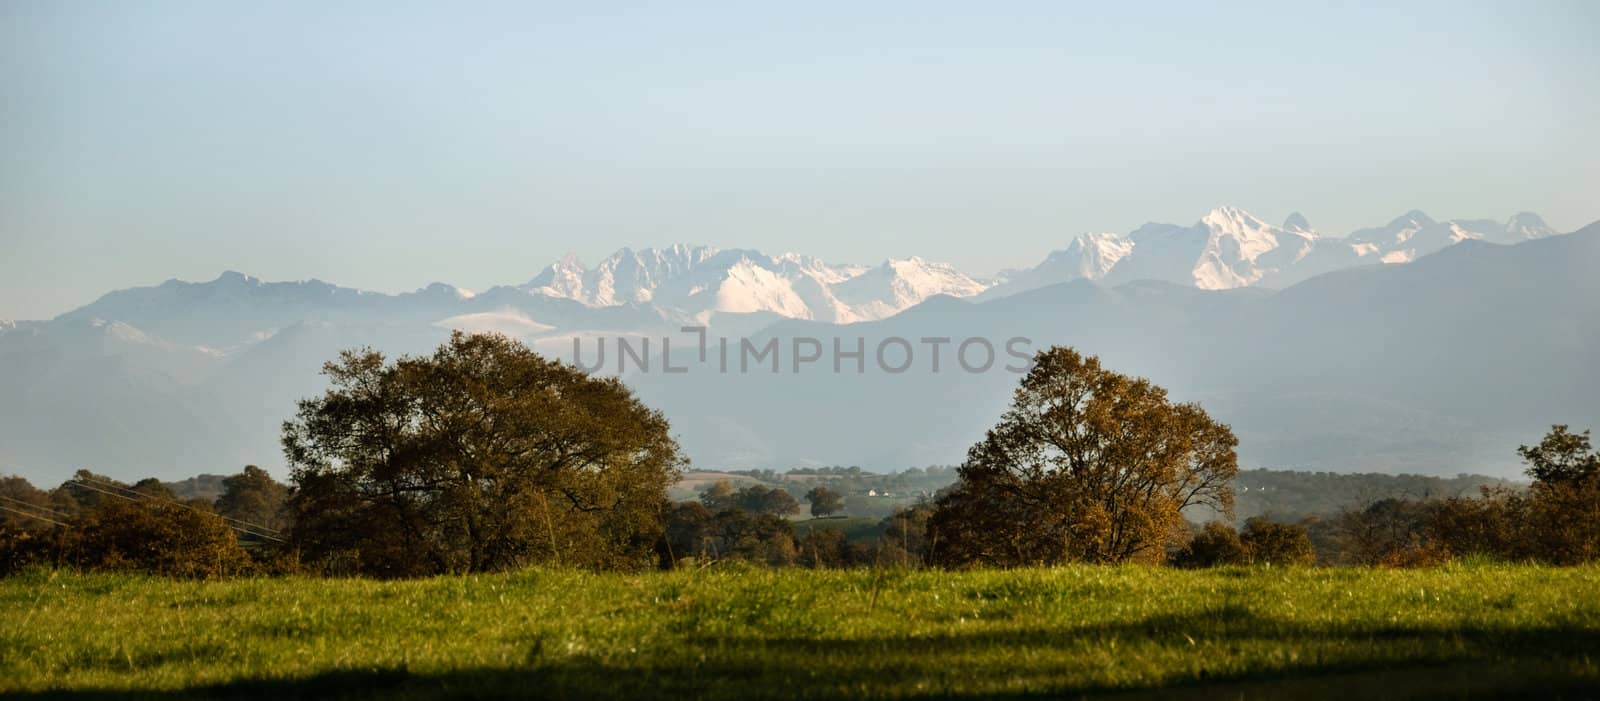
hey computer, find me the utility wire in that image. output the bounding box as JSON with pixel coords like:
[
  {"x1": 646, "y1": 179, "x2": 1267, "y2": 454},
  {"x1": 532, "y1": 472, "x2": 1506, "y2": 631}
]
[
  {"x1": 0, "y1": 503, "x2": 69, "y2": 528},
  {"x1": 67, "y1": 479, "x2": 285, "y2": 543},
  {"x1": 69, "y1": 479, "x2": 284, "y2": 542},
  {"x1": 72, "y1": 474, "x2": 285, "y2": 538},
  {"x1": 0, "y1": 494, "x2": 69, "y2": 517}
]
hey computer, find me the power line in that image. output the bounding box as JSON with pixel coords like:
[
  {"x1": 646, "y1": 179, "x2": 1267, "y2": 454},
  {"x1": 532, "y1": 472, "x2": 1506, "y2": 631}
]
[
  {"x1": 69, "y1": 479, "x2": 284, "y2": 542},
  {"x1": 67, "y1": 478, "x2": 285, "y2": 543},
  {"x1": 0, "y1": 494, "x2": 69, "y2": 517},
  {"x1": 0, "y1": 503, "x2": 69, "y2": 528},
  {"x1": 72, "y1": 474, "x2": 284, "y2": 538}
]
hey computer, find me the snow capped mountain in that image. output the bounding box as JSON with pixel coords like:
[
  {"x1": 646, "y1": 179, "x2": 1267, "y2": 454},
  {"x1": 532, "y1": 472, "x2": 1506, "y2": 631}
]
[
  {"x1": 4, "y1": 212, "x2": 1594, "y2": 481},
  {"x1": 1282, "y1": 212, "x2": 1314, "y2": 234},
  {"x1": 35, "y1": 207, "x2": 1575, "y2": 356},
  {"x1": 1344, "y1": 210, "x2": 1554, "y2": 265},
  {"x1": 988, "y1": 207, "x2": 1567, "y2": 297},
  {"x1": 1504, "y1": 212, "x2": 1556, "y2": 241},
  {"x1": 830, "y1": 257, "x2": 990, "y2": 321},
  {"x1": 519, "y1": 246, "x2": 986, "y2": 323},
  {"x1": 521, "y1": 244, "x2": 719, "y2": 306}
]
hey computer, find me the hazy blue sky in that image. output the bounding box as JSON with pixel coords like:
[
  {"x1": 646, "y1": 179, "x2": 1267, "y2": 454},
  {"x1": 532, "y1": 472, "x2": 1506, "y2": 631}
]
[{"x1": 3, "y1": 1, "x2": 1596, "y2": 320}]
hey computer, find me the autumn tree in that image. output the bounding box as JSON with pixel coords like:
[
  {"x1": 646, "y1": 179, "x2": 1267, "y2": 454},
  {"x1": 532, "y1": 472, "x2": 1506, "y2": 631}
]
[
  {"x1": 1425, "y1": 426, "x2": 1600, "y2": 565},
  {"x1": 699, "y1": 480, "x2": 737, "y2": 512},
  {"x1": 930, "y1": 347, "x2": 1237, "y2": 566},
  {"x1": 805, "y1": 486, "x2": 844, "y2": 518},
  {"x1": 215, "y1": 465, "x2": 289, "y2": 533},
  {"x1": 1516, "y1": 425, "x2": 1600, "y2": 564},
  {"x1": 0, "y1": 475, "x2": 53, "y2": 530},
  {"x1": 1518, "y1": 425, "x2": 1600, "y2": 486},
  {"x1": 706, "y1": 510, "x2": 798, "y2": 566},
  {"x1": 1331, "y1": 498, "x2": 1436, "y2": 565},
  {"x1": 657, "y1": 501, "x2": 713, "y2": 568},
  {"x1": 58, "y1": 499, "x2": 252, "y2": 578},
  {"x1": 798, "y1": 527, "x2": 865, "y2": 568},
  {"x1": 1172, "y1": 521, "x2": 1248, "y2": 568},
  {"x1": 281, "y1": 332, "x2": 685, "y2": 577},
  {"x1": 877, "y1": 505, "x2": 933, "y2": 567},
  {"x1": 1238, "y1": 517, "x2": 1315, "y2": 566}
]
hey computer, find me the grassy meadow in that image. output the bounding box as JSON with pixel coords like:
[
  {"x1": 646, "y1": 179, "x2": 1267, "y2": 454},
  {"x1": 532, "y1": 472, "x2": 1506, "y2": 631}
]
[{"x1": 2, "y1": 564, "x2": 1598, "y2": 699}]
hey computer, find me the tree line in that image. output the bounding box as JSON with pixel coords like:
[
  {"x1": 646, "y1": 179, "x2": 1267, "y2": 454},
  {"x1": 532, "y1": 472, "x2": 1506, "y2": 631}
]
[{"x1": 2, "y1": 333, "x2": 1596, "y2": 578}]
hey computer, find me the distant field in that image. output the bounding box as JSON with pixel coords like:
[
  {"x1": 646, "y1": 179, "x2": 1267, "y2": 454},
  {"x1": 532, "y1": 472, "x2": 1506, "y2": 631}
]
[
  {"x1": 792, "y1": 516, "x2": 884, "y2": 543},
  {"x1": 2, "y1": 565, "x2": 1598, "y2": 699}
]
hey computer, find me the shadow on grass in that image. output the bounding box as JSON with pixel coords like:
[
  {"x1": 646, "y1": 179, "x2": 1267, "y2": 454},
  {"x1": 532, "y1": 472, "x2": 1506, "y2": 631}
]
[{"x1": 10, "y1": 609, "x2": 1600, "y2": 700}]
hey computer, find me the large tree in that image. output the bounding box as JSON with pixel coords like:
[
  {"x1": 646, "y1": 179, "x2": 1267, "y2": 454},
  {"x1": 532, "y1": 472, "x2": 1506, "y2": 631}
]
[
  {"x1": 282, "y1": 332, "x2": 685, "y2": 576},
  {"x1": 215, "y1": 465, "x2": 289, "y2": 533},
  {"x1": 1518, "y1": 425, "x2": 1599, "y2": 487},
  {"x1": 930, "y1": 347, "x2": 1237, "y2": 566},
  {"x1": 805, "y1": 486, "x2": 844, "y2": 518}
]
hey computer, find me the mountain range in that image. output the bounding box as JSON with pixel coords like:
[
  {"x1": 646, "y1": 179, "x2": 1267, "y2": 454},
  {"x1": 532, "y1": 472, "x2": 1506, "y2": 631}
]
[{"x1": 1, "y1": 207, "x2": 1593, "y2": 483}]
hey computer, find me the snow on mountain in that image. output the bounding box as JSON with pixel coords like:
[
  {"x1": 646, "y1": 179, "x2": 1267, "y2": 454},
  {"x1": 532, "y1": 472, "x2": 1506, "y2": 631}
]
[
  {"x1": 1343, "y1": 210, "x2": 1553, "y2": 266},
  {"x1": 830, "y1": 257, "x2": 990, "y2": 321},
  {"x1": 33, "y1": 207, "x2": 1568, "y2": 356},
  {"x1": 1282, "y1": 212, "x2": 1314, "y2": 234},
  {"x1": 519, "y1": 246, "x2": 986, "y2": 323},
  {"x1": 989, "y1": 207, "x2": 1562, "y2": 297},
  {"x1": 1186, "y1": 206, "x2": 1314, "y2": 289},
  {"x1": 1504, "y1": 212, "x2": 1556, "y2": 241}
]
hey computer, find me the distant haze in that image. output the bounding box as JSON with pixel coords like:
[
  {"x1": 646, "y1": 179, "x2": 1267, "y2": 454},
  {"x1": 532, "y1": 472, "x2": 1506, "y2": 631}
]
[{"x1": 2, "y1": 2, "x2": 1597, "y2": 321}]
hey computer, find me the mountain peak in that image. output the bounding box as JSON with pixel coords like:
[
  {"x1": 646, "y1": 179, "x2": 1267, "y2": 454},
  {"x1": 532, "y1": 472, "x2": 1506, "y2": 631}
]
[
  {"x1": 1389, "y1": 210, "x2": 1435, "y2": 228},
  {"x1": 1201, "y1": 206, "x2": 1274, "y2": 235},
  {"x1": 216, "y1": 270, "x2": 260, "y2": 286},
  {"x1": 1283, "y1": 212, "x2": 1313, "y2": 233},
  {"x1": 1504, "y1": 212, "x2": 1554, "y2": 240}
]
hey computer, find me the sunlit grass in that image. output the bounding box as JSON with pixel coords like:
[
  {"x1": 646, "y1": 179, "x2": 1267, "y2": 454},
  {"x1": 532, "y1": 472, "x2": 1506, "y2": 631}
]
[{"x1": 2, "y1": 564, "x2": 1597, "y2": 698}]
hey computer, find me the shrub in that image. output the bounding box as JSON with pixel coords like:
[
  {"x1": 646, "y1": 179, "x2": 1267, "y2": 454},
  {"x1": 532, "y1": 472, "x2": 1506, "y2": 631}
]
[
  {"x1": 1240, "y1": 517, "x2": 1315, "y2": 566},
  {"x1": 1172, "y1": 521, "x2": 1248, "y2": 568},
  {"x1": 58, "y1": 499, "x2": 252, "y2": 579}
]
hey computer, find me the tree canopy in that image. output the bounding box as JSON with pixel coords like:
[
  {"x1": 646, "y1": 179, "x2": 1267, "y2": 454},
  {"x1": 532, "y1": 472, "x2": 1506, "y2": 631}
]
[
  {"x1": 281, "y1": 332, "x2": 685, "y2": 576},
  {"x1": 930, "y1": 347, "x2": 1237, "y2": 566},
  {"x1": 805, "y1": 486, "x2": 844, "y2": 518},
  {"x1": 1519, "y1": 425, "x2": 1599, "y2": 487}
]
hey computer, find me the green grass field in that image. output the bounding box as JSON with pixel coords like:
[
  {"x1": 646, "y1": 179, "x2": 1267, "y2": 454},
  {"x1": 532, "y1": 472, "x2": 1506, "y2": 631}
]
[{"x1": 2, "y1": 564, "x2": 1598, "y2": 699}]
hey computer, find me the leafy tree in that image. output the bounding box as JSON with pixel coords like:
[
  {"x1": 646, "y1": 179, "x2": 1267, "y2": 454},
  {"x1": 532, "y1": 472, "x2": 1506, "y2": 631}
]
[
  {"x1": 735, "y1": 485, "x2": 799, "y2": 516},
  {"x1": 281, "y1": 332, "x2": 685, "y2": 577},
  {"x1": 51, "y1": 469, "x2": 127, "y2": 515},
  {"x1": 707, "y1": 510, "x2": 798, "y2": 566},
  {"x1": 798, "y1": 527, "x2": 865, "y2": 568},
  {"x1": 1331, "y1": 498, "x2": 1436, "y2": 566},
  {"x1": 877, "y1": 506, "x2": 933, "y2": 567},
  {"x1": 1172, "y1": 521, "x2": 1248, "y2": 568},
  {"x1": 58, "y1": 499, "x2": 252, "y2": 578},
  {"x1": 1239, "y1": 517, "x2": 1315, "y2": 566},
  {"x1": 0, "y1": 475, "x2": 53, "y2": 530},
  {"x1": 699, "y1": 480, "x2": 738, "y2": 512},
  {"x1": 805, "y1": 486, "x2": 844, "y2": 518},
  {"x1": 1423, "y1": 427, "x2": 1600, "y2": 566},
  {"x1": 1523, "y1": 478, "x2": 1600, "y2": 564},
  {"x1": 657, "y1": 501, "x2": 713, "y2": 568},
  {"x1": 1518, "y1": 426, "x2": 1600, "y2": 564},
  {"x1": 1519, "y1": 425, "x2": 1600, "y2": 486},
  {"x1": 0, "y1": 521, "x2": 52, "y2": 575},
  {"x1": 130, "y1": 478, "x2": 176, "y2": 500},
  {"x1": 930, "y1": 347, "x2": 1237, "y2": 566},
  {"x1": 215, "y1": 465, "x2": 289, "y2": 533}
]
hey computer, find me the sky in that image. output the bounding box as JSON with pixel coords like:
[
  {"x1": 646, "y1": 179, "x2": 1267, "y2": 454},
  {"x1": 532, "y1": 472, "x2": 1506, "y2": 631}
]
[{"x1": 2, "y1": 1, "x2": 1596, "y2": 320}]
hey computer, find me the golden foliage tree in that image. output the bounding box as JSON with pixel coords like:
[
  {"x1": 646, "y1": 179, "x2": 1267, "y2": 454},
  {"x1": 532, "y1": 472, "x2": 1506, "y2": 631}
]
[
  {"x1": 59, "y1": 499, "x2": 252, "y2": 578},
  {"x1": 930, "y1": 347, "x2": 1237, "y2": 566}
]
